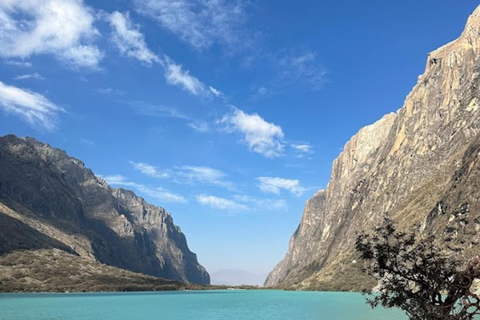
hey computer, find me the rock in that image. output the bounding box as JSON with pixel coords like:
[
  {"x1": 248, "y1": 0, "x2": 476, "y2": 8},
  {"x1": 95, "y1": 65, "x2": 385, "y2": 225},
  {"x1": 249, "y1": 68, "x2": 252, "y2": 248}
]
[
  {"x1": 266, "y1": 6, "x2": 480, "y2": 290},
  {"x1": 0, "y1": 135, "x2": 209, "y2": 285}
]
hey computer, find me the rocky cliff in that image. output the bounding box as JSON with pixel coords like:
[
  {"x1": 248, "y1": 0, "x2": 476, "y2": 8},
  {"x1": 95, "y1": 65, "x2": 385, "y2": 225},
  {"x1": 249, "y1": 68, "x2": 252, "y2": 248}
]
[
  {"x1": 0, "y1": 135, "x2": 210, "y2": 285},
  {"x1": 266, "y1": 6, "x2": 480, "y2": 290}
]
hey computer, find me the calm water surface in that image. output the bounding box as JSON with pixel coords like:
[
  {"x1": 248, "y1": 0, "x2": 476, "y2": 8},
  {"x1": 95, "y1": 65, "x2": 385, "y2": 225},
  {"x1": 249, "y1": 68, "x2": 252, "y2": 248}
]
[{"x1": 0, "y1": 290, "x2": 407, "y2": 320}]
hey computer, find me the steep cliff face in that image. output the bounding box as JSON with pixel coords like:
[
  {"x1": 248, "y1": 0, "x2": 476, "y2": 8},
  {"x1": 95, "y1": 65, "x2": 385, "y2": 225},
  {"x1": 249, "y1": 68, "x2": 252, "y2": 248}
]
[
  {"x1": 266, "y1": 7, "x2": 480, "y2": 290},
  {"x1": 0, "y1": 135, "x2": 210, "y2": 285}
]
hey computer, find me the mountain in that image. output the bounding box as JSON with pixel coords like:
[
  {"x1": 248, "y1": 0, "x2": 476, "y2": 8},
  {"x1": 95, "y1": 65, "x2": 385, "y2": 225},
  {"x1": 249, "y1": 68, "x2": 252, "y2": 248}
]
[
  {"x1": 0, "y1": 135, "x2": 210, "y2": 287},
  {"x1": 265, "y1": 6, "x2": 480, "y2": 290}
]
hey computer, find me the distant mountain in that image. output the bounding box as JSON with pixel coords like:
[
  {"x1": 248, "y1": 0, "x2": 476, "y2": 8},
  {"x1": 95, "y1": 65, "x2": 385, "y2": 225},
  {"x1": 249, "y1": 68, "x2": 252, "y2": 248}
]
[
  {"x1": 266, "y1": 6, "x2": 480, "y2": 290},
  {"x1": 0, "y1": 135, "x2": 210, "y2": 288},
  {"x1": 210, "y1": 269, "x2": 267, "y2": 286}
]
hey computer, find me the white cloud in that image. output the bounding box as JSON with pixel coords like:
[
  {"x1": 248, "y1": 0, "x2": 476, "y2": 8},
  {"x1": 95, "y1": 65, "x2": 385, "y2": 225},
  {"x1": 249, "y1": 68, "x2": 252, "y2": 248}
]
[
  {"x1": 256, "y1": 87, "x2": 269, "y2": 96},
  {"x1": 209, "y1": 86, "x2": 223, "y2": 97},
  {"x1": 252, "y1": 50, "x2": 326, "y2": 96},
  {"x1": 0, "y1": 0, "x2": 103, "y2": 69},
  {"x1": 108, "y1": 11, "x2": 160, "y2": 65},
  {"x1": 80, "y1": 138, "x2": 95, "y2": 147},
  {"x1": 291, "y1": 144, "x2": 312, "y2": 152},
  {"x1": 6, "y1": 60, "x2": 32, "y2": 67},
  {"x1": 60, "y1": 45, "x2": 103, "y2": 69},
  {"x1": 233, "y1": 195, "x2": 287, "y2": 211},
  {"x1": 131, "y1": 103, "x2": 212, "y2": 134},
  {"x1": 276, "y1": 51, "x2": 326, "y2": 91},
  {"x1": 196, "y1": 193, "x2": 287, "y2": 213},
  {"x1": 177, "y1": 166, "x2": 235, "y2": 190},
  {"x1": 13, "y1": 73, "x2": 44, "y2": 81},
  {"x1": 256, "y1": 177, "x2": 306, "y2": 196},
  {"x1": 130, "y1": 161, "x2": 169, "y2": 179},
  {"x1": 0, "y1": 81, "x2": 64, "y2": 131},
  {"x1": 131, "y1": 162, "x2": 235, "y2": 190},
  {"x1": 163, "y1": 56, "x2": 212, "y2": 97},
  {"x1": 188, "y1": 121, "x2": 210, "y2": 133},
  {"x1": 134, "y1": 0, "x2": 251, "y2": 51},
  {"x1": 105, "y1": 10, "x2": 218, "y2": 98},
  {"x1": 103, "y1": 174, "x2": 186, "y2": 203},
  {"x1": 219, "y1": 107, "x2": 285, "y2": 158},
  {"x1": 196, "y1": 194, "x2": 247, "y2": 211},
  {"x1": 291, "y1": 143, "x2": 314, "y2": 158}
]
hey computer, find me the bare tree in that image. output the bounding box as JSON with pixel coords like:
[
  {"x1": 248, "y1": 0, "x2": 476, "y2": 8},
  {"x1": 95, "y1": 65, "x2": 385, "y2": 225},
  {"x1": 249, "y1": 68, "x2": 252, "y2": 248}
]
[{"x1": 356, "y1": 218, "x2": 480, "y2": 320}]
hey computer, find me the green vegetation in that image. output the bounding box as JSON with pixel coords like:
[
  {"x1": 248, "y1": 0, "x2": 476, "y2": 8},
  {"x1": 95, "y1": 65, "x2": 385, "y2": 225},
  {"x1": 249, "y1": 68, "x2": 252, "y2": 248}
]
[{"x1": 356, "y1": 218, "x2": 480, "y2": 320}]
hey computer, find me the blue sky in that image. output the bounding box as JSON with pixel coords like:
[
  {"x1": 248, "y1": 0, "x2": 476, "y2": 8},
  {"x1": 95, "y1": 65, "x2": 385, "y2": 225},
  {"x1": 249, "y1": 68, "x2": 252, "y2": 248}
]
[{"x1": 0, "y1": 0, "x2": 477, "y2": 283}]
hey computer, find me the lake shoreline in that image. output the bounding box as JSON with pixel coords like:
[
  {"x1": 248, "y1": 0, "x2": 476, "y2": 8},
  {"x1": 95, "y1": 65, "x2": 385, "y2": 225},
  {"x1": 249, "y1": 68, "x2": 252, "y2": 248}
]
[
  {"x1": 0, "y1": 285, "x2": 266, "y2": 295},
  {"x1": 0, "y1": 290, "x2": 407, "y2": 320}
]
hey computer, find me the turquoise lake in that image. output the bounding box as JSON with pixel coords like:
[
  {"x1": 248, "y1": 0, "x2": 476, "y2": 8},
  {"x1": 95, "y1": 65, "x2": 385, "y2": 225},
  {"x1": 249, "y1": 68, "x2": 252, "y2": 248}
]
[{"x1": 0, "y1": 290, "x2": 407, "y2": 320}]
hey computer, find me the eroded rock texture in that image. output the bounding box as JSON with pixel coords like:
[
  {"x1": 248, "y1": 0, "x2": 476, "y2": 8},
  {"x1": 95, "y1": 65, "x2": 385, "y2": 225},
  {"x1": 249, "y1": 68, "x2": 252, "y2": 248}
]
[
  {"x1": 0, "y1": 135, "x2": 210, "y2": 285},
  {"x1": 266, "y1": 6, "x2": 480, "y2": 290}
]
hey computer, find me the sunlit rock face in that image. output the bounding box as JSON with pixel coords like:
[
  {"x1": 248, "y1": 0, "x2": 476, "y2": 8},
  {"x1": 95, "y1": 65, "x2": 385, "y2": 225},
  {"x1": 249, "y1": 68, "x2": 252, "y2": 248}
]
[
  {"x1": 0, "y1": 135, "x2": 210, "y2": 285},
  {"x1": 266, "y1": 6, "x2": 480, "y2": 290}
]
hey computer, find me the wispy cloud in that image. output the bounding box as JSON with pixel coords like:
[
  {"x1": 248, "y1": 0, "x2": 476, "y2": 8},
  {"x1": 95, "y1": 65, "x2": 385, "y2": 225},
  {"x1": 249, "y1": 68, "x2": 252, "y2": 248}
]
[
  {"x1": 291, "y1": 144, "x2": 312, "y2": 152},
  {"x1": 131, "y1": 161, "x2": 235, "y2": 190},
  {"x1": 131, "y1": 103, "x2": 190, "y2": 119},
  {"x1": 80, "y1": 138, "x2": 96, "y2": 147},
  {"x1": 103, "y1": 174, "x2": 186, "y2": 203},
  {"x1": 130, "y1": 161, "x2": 169, "y2": 179},
  {"x1": 291, "y1": 143, "x2": 314, "y2": 158},
  {"x1": 188, "y1": 121, "x2": 210, "y2": 133},
  {"x1": 233, "y1": 195, "x2": 287, "y2": 211},
  {"x1": 176, "y1": 166, "x2": 235, "y2": 190},
  {"x1": 0, "y1": 0, "x2": 103, "y2": 69},
  {"x1": 96, "y1": 87, "x2": 126, "y2": 95},
  {"x1": 134, "y1": 0, "x2": 254, "y2": 52},
  {"x1": 251, "y1": 50, "x2": 327, "y2": 97},
  {"x1": 163, "y1": 56, "x2": 217, "y2": 97},
  {"x1": 276, "y1": 51, "x2": 326, "y2": 91},
  {"x1": 106, "y1": 11, "x2": 220, "y2": 98},
  {"x1": 209, "y1": 86, "x2": 223, "y2": 98},
  {"x1": 131, "y1": 102, "x2": 212, "y2": 133},
  {"x1": 107, "y1": 11, "x2": 160, "y2": 65},
  {"x1": 134, "y1": 0, "x2": 323, "y2": 95},
  {"x1": 196, "y1": 194, "x2": 247, "y2": 211},
  {"x1": 196, "y1": 193, "x2": 287, "y2": 213},
  {"x1": 256, "y1": 176, "x2": 306, "y2": 196},
  {"x1": 253, "y1": 86, "x2": 270, "y2": 98},
  {"x1": 5, "y1": 60, "x2": 32, "y2": 68},
  {"x1": 0, "y1": 81, "x2": 64, "y2": 131},
  {"x1": 218, "y1": 107, "x2": 285, "y2": 158},
  {"x1": 13, "y1": 73, "x2": 44, "y2": 81}
]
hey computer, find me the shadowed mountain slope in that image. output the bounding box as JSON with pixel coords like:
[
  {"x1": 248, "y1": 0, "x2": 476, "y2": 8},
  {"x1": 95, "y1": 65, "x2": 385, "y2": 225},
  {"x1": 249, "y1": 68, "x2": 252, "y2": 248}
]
[{"x1": 0, "y1": 135, "x2": 209, "y2": 285}]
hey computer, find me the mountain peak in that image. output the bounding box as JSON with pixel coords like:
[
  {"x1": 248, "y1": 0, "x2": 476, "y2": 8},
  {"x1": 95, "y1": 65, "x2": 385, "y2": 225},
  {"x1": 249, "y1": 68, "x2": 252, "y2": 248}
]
[
  {"x1": 425, "y1": 5, "x2": 480, "y2": 72},
  {"x1": 0, "y1": 135, "x2": 210, "y2": 285},
  {"x1": 464, "y1": 5, "x2": 480, "y2": 35},
  {"x1": 266, "y1": 6, "x2": 480, "y2": 290}
]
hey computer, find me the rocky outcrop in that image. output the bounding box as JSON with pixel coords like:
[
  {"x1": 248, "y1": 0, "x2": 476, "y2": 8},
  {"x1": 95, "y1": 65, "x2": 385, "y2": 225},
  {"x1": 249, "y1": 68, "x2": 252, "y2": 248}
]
[
  {"x1": 0, "y1": 135, "x2": 209, "y2": 285},
  {"x1": 266, "y1": 6, "x2": 480, "y2": 290}
]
